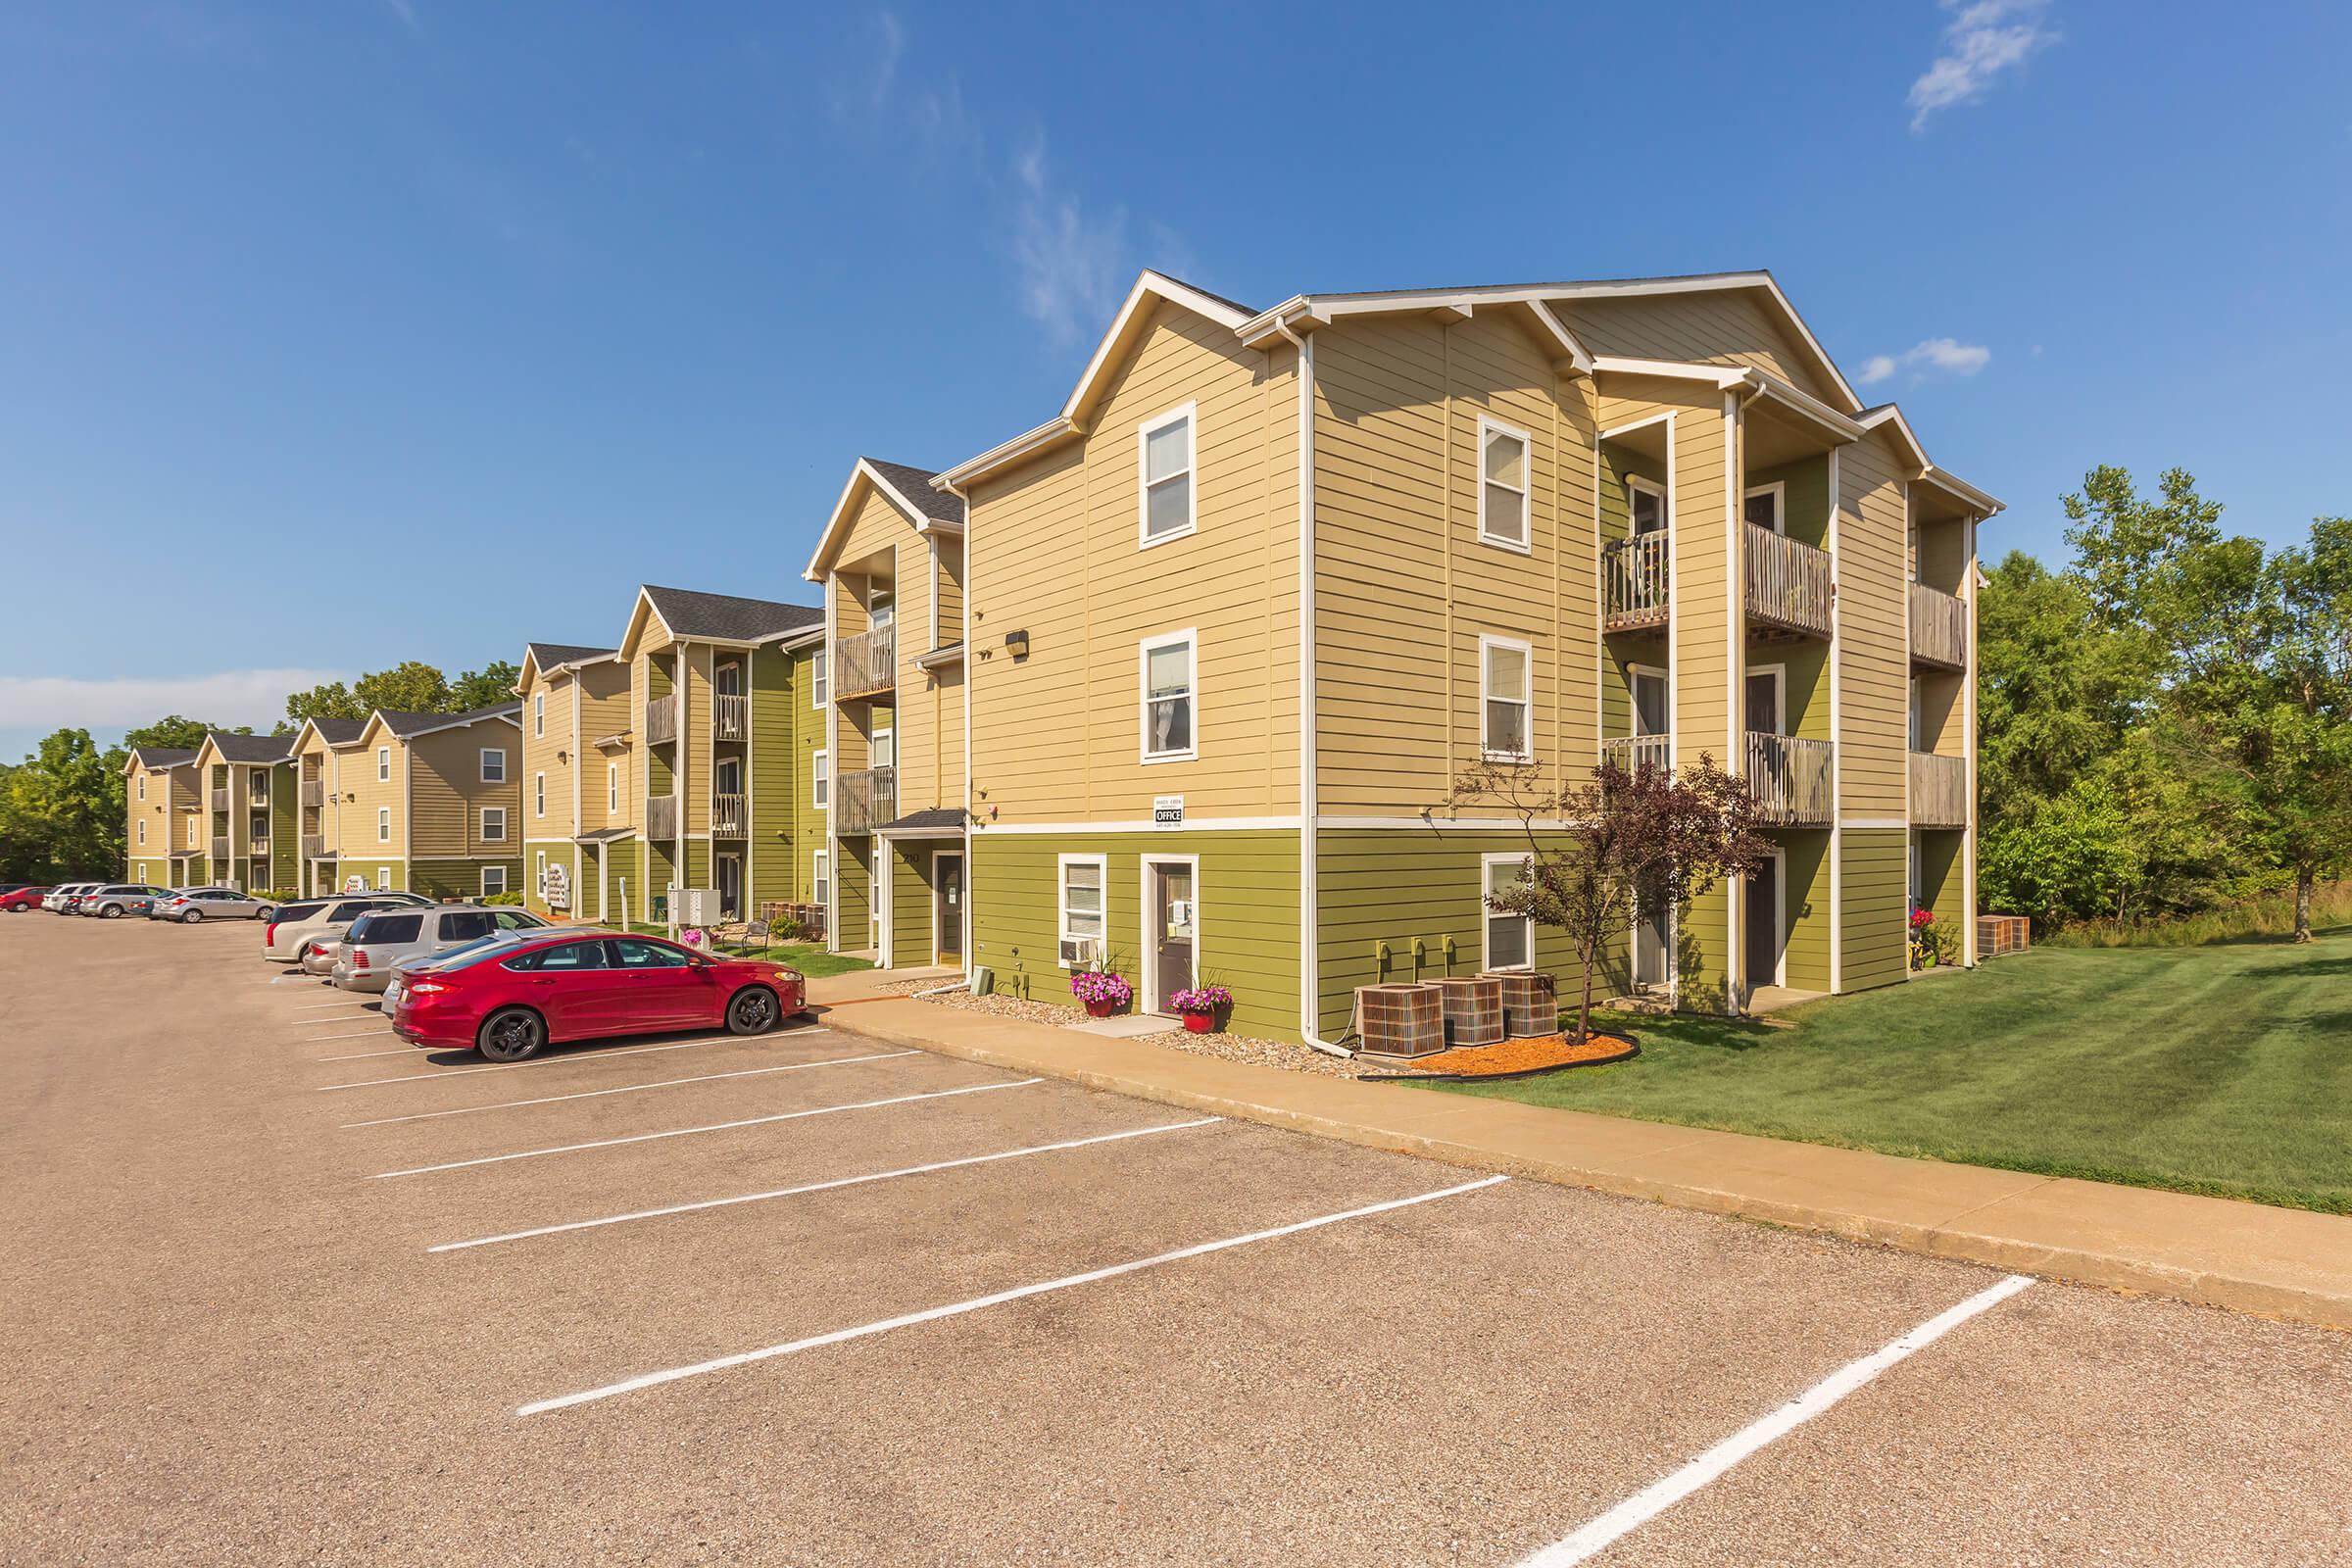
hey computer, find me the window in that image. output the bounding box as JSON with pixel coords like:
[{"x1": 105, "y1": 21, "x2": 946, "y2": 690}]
[
  {"x1": 506, "y1": 939, "x2": 606, "y2": 972},
  {"x1": 377, "y1": 807, "x2": 391, "y2": 843},
  {"x1": 871, "y1": 726, "x2": 895, "y2": 770},
  {"x1": 1743, "y1": 482, "x2": 1786, "y2": 534},
  {"x1": 812, "y1": 850, "x2": 830, "y2": 907},
  {"x1": 536, "y1": 850, "x2": 548, "y2": 895},
  {"x1": 812, "y1": 750, "x2": 829, "y2": 809},
  {"x1": 532, "y1": 692, "x2": 545, "y2": 737},
  {"x1": 1140, "y1": 630, "x2": 1197, "y2": 761},
  {"x1": 715, "y1": 757, "x2": 741, "y2": 797},
  {"x1": 443, "y1": 909, "x2": 496, "y2": 941},
  {"x1": 715, "y1": 661, "x2": 742, "y2": 697},
  {"x1": 1628, "y1": 476, "x2": 1667, "y2": 535},
  {"x1": 494, "y1": 909, "x2": 539, "y2": 930},
  {"x1": 1479, "y1": 419, "x2": 1531, "y2": 551},
  {"x1": 375, "y1": 866, "x2": 391, "y2": 891},
  {"x1": 480, "y1": 748, "x2": 507, "y2": 784},
  {"x1": 1481, "y1": 635, "x2": 1533, "y2": 761},
  {"x1": 1058, "y1": 855, "x2": 1106, "y2": 962},
  {"x1": 612, "y1": 937, "x2": 692, "y2": 969},
  {"x1": 481, "y1": 807, "x2": 507, "y2": 843},
  {"x1": 533, "y1": 772, "x2": 546, "y2": 817},
  {"x1": 350, "y1": 912, "x2": 422, "y2": 945},
  {"x1": 186, "y1": 816, "x2": 200, "y2": 850},
  {"x1": 812, "y1": 645, "x2": 828, "y2": 707},
  {"x1": 136, "y1": 775, "x2": 146, "y2": 801},
  {"x1": 607, "y1": 761, "x2": 618, "y2": 815},
  {"x1": 1484, "y1": 855, "x2": 1535, "y2": 970},
  {"x1": 377, "y1": 747, "x2": 390, "y2": 782},
  {"x1": 136, "y1": 821, "x2": 146, "y2": 846},
  {"x1": 1137, "y1": 404, "x2": 1197, "y2": 545}
]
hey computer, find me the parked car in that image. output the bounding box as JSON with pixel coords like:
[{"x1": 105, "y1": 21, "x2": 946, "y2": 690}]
[
  {"x1": 44, "y1": 883, "x2": 103, "y2": 913},
  {"x1": 77, "y1": 884, "x2": 172, "y2": 919},
  {"x1": 151, "y1": 887, "x2": 276, "y2": 923},
  {"x1": 330, "y1": 905, "x2": 550, "y2": 994},
  {"x1": 390, "y1": 933, "x2": 806, "y2": 1060},
  {"x1": 261, "y1": 895, "x2": 429, "y2": 964},
  {"x1": 380, "y1": 929, "x2": 545, "y2": 1011},
  {"x1": 0, "y1": 886, "x2": 53, "y2": 912}
]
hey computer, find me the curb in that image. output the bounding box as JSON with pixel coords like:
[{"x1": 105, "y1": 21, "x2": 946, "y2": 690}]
[{"x1": 815, "y1": 1003, "x2": 2352, "y2": 1332}]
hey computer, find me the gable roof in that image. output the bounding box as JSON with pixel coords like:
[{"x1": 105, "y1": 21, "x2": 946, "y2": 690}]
[
  {"x1": 518, "y1": 642, "x2": 618, "y2": 688},
  {"x1": 805, "y1": 457, "x2": 966, "y2": 582},
  {"x1": 122, "y1": 747, "x2": 197, "y2": 774},
  {"x1": 357, "y1": 703, "x2": 524, "y2": 748},
  {"x1": 617, "y1": 585, "x2": 822, "y2": 659},
  {"x1": 288, "y1": 715, "x2": 367, "y2": 753},
  {"x1": 199, "y1": 730, "x2": 295, "y2": 765},
  {"x1": 1854, "y1": 405, "x2": 2004, "y2": 515},
  {"x1": 1237, "y1": 287, "x2": 1594, "y2": 376}
]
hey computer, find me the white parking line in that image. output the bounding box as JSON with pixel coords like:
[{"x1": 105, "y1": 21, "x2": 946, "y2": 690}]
[
  {"x1": 319, "y1": 1046, "x2": 416, "y2": 1061},
  {"x1": 433, "y1": 1116, "x2": 1220, "y2": 1251},
  {"x1": 317, "y1": 1027, "x2": 824, "y2": 1091},
  {"x1": 341, "y1": 1050, "x2": 920, "y2": 1129},
  {"x1": 301, "y1": 1031, "x2": 389, "y2": 1043},
  {"x1": 372, "y1": 1077, "x2": 1046, "y2": 1177},
  {"x1": 1512, "y1": 1273, "x2": 2035, "y2": 1566},
  {"x1": 291, "y1": 1002, "x2": 376, "y2": 1012},
  {"x1": 515, "y1": 1172, "x2": 1509, "y2": 1416}
]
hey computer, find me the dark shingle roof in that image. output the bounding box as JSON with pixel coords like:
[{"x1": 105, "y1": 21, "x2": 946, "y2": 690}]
[
  {"x1": 641, "y1": 585, "x2": 822, "y2": 644},
  {"x1": 129, "y1": 747, "x2": 198, "y2": 768},
  {"x1": 862, "y1": 459, "x2": 965, "y2": 527},
  {"x1": 1159, "y1": 273, "x2": 1256, "y2": 317},
  {"x1": 305, "y1": 716, "x2": 366, "y2": 747},
  {"x1": 206, "y1": 731, "x2": 295, "y2": 764},
  {"x1": 374, "y1": 703, "x2": 522, "y2": 739},
  {"x1": 526, "y1": 641, "x2": 616, "y2": 671},
  {"x1": 881, "y1": 808, "x2": 968, "y2": 834}
]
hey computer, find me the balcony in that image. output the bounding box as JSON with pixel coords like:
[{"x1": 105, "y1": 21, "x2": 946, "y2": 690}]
[
  {"x1": 711, "y1": 793, "x2": 746, "y2": 835},
  {"x1": 1742, "y1": 522, "x2": 1833, "y2": 641},
  {"x1": 300, "y1": 779, "x2": 324, "y2": 808},
  {"x1": 1910, "y1": 752, "x2": 1970, "y2": 829},
  {"x1": 1601, "y1": 533, "x2": 1671, "y2": 633},
  {"x1": 211, "y1": 836, "x2": 230, "y2": 861},
  {"x1": 301, "y1": 834, "x2": 326, "y2": 859},
  {"x1": 1909, "y1": 582, "x2": 1969, "y2": 671},
  {"x1": 835, "y1": 624, "x2": 897, "y2": 702},
  {"x1": 249, "y1": 818, "x2": 270, "y2": 847},
  {"x1": 646, "y1": 793, "x2": 680, "y2": 840},
  {"x1": 248, "y1": 785, "x2": 270, "y2": 808},
  {"x1": 835, "y1": 765, "x2": 898, "y2": 836},
  {"x1": 711, "y1": 693, "x2": 748, "y2": 741},
  {"x1": 645, "y1": 694, "x2": 679, "y2": 747},
  {"x1": 1600, "y1": 734, "x2": 1673, "y2": 776},
  {"x1": 1743, "y1": 732, "x2": 1834, "y2": 826}
]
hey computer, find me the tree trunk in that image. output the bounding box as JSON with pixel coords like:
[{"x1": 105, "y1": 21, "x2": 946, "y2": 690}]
[
  {"x1": 1579, "y1": 939, "x2": 1596, "y2": 1046},
  {"x1": 2294, "y1": 863, "x2": 2314, "y2": 943}
]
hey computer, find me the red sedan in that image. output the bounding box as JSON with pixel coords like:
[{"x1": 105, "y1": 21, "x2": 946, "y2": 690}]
[
  {"x1": 391, "y1": 933, "x2": 807, "y2": 1061},
  {"x1": 0, "y1": 886, "x2": 53, "y2": 912}
]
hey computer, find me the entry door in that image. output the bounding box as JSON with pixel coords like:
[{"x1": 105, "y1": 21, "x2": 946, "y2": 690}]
[
  {"x1": 1632, "y1": 669, "x2": 1668, "y2": 738},
  {"x1": 1633, "y1": 903, "x2": 1671, "y2": 990},
  {"x1": 1745, "y1": 858, "x2": 1783, "y2": 990},
  {"x1": 1148, "y1": 861, "x2": 1196, "y2": 1013},
  {"x1": 715, "y1": 853, "x2": 742, "y2": 920},
  {"x1": 1743, "y1": 670, "x2": 1783, "y2": 734},
  {"x1": 934, "y1": 852, "x2": 963, "y2": 964}
]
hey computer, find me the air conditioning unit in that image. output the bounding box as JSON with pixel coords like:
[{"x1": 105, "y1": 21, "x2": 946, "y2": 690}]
[
  {"x1": 1059, "y1": 936, "x2": 1102, "y2": 967},
  {"x1": 1356, "y1": 983, "x2": 1446, "y2": 1058}
]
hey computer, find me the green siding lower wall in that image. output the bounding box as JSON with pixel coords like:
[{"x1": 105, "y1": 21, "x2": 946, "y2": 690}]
[
  {"x1": 1777, "y1": 829, "x2": 1832, "y2": 993},
  {"x1": 971, "y1": 830, "x2": 1299, "y2": 1042},
  {"x1": 1681, "y1": 884, "x2": 1733, "y2": 1013},
  {"x1": 1916, "y1": 828, "x2": 1967, "y2": 956},
  {"x1": 838, "y1": 840, "x2": 874, "y2": 950},
  {"x1": 1840, "y1": 828, "x2": 1908, "y2": 992},
  {"x1": 888, "y1": 842, "x2": 933, "y2": 967},
  {"x1": 411, "y1": 858, "x2": 520, "y2": 901}
]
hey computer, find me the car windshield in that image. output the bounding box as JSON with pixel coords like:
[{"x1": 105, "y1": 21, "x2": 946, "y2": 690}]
[{"x1": 276, "y1": 903, "x2": 325, "y2": 921}]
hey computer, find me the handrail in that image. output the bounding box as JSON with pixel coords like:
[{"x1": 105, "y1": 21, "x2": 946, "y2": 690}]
[
  {"x1": 1743, "y1": 731, "x2": 1835, "y2": 825},
  {"x1": 1601, "y1": 533, "x2": 1671, "y2": 629},
  {"x1": 1742, "y1": 522, "x2": 1833, "y2": 639},
  {"x1": 645, "y1": 694, "x2": 679, "y2": 747},
  {"x1": 645, "y1": 793, "x2": 680, "y2": 840},
  {"x1": 1909, "y1": 581, "x2": 1970, "y2": 669},
  {"x1": 836, "y1": 765, "x2": 898, "y2": 835},
  {"x1": 711, "y1": 693, "x2": 749, "y2": 741},
  {"x1": 710, "y1": 793, "x2": 746, "y2": 835},
  {"x1": 1909, "y1": 751, "x2": 1970, "y2": 828},
  {"x1": 835, "y1": 624, "x2": 898, "y2": 699},
  {"x1": 1600, "y1": 734, "x2": 1673, "y2": 776}
]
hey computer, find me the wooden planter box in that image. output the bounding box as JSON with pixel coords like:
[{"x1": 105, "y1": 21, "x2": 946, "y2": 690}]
[
  {"x1": 1434, "y1": 975, "x2": 1505, "y2": 1048},
  {"x1": 1357, "y1": 982, "x2": 1446, "y2": 1058},
  {"x1": 1486, "y1": 971, "x2": 1557, "y2": 1038}
]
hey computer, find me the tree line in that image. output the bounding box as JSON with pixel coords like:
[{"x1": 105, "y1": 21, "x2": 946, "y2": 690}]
[{"x1": 0, "y1": 660, "x2": 517, "y2": 884}]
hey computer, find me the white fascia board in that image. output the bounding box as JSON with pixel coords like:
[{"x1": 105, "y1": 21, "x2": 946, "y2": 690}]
[
  {"x1": 1593, "y1": 355, "x2": 1753, "y2": 390},
  {"x1": 1239, "y1": 290, "x2": 1594, "y2": 376},
  {"x1": 1544, "y1": 271, "x2": 1862, "y2": 413},
  {"x1": 933, "y1": 416, "x2": 1079, "y2": 493}
]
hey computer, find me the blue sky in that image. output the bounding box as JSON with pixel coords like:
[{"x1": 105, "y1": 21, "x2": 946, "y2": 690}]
[{"x1": 4, "y1": 0, "x2": 2348, "y2": 762}]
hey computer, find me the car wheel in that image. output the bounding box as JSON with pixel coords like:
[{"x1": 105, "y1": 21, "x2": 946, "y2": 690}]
[
  {"x1": 253, "y1": 906, "x2": 274, "y2": 921},
  {"x1": 726, "y1": 985, "x2": 780, "y2": 1036},
  {"x1": 477, "y1": 1006, "x2": 546, "y2": 1062},
  {"x1": 100, "y1": 904, "x2": 123, "y2": 919},
  {"x1": 181, "y1": 908, "x2": 204, "y2": 924}
]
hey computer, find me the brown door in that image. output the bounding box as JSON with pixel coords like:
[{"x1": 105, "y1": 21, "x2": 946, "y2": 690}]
[
  {"x1": 1150, "y1": 860, "x2": 1195, "y2": 1012},
  {"x1": 934, "y1": 853, "x2": 963, "y2": 963}
]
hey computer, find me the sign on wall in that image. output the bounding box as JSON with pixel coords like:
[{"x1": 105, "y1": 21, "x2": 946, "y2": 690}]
[
  {"x1": 543, "y1": 863, "x2": 570, "y2": 910},
  {"x1": 1152, "y1": 795, "x2": 1184, "y2": 828}
]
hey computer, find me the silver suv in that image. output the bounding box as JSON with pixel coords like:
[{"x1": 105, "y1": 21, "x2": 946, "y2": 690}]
[
  {"x1": 264, "y1": 893, "x2": 434, "y2": 964},
  {"x1": 77, "y1": 884, "x2": 172, "y2": 919},
  {"x1": 331, "y1": 905, "x2": 551, "y2": 994}
]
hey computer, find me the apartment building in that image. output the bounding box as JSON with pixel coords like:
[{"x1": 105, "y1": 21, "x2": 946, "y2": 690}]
[
  {"x1": 188, "y1": 731, "x2": 298, "y2": 892},
  {"x1": 608, "y1": 586, "x2": 825, "y2": 926},
  {"x1": 122, "y1": 747, "x2": 204, "y2": 887},
  {"x1": 514, "y1": 641, "x2": 627, "y2": 921},
  {"x1": 907, "y1": 270, "x2": 1994, "y2": 1044},
  {"x1": 803, "y1": 458, "x2": 968, "y2": 966},
  {"x1": 339, "y1": 705, "x2": 524, "y2": 899},
  {"x1": 287, "y1": 716, "x2": 366, "y2": 896}
]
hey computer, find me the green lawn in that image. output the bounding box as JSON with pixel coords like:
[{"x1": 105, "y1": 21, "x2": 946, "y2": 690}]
[{"x1": 1411, "y1": 927, "x2": 2352, "y2": 1214}]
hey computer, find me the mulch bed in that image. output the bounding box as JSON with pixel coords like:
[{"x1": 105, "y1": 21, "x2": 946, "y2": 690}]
[{"x1": 1359, "y1": 1031, "x2": 1639, "y2": 1081}]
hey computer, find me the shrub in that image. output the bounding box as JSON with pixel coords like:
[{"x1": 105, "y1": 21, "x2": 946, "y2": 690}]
[
  {"x1": 1169, "y1": 984, "x2": 1231, "y2": 1014},
  {"x1": 482, "y1": 891, "x2": 525, "y2": 906},
  {"x1": 1069, "y1": 969, "x2": 1133, "y2": 1007}
]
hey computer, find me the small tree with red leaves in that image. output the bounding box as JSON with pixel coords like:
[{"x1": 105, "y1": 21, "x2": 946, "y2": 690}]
[{"x1": 1444, "y1": 755, "x2": 1770, "y2": 1044}]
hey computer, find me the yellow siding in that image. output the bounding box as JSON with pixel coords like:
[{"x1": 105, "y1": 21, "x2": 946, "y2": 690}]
[
  {"x1": 684, "y1": 644, "x2": 712, "y2": 835},
  {"x1": 520, "y1": 668, "x2": 572, "y2": 840},
  {"x1": 968, "y1": 301, "x2": 1299, "y2": 824},
  {"x1": 409, "y1": 720, "x2": 522, "y2": 858},
  {"x1": 1557, "y1": 291, "x2": 1845, "y2": 408},
  {"x1": 580, "y1": 661, "x2": 634, "y2": 831},
  {"x1": 1838, "y1": 432, "x2": 1910, "y2": 816},
  {"x1": 348, "y1": 735, "x2": 406, "y2": 859}
]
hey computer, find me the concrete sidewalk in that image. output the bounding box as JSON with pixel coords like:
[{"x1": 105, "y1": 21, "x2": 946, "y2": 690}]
[{"x1": 808, "y1": 977, "x2": 2352, "y2": 1331}]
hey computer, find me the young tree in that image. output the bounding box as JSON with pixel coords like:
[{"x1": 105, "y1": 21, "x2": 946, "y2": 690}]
[
  {"x1": 1446, "y1": 756, "x2": 1770, "y2": 1044},
  {"x1": 0, "y1": 729, "x2": 126, "y2": 882}
]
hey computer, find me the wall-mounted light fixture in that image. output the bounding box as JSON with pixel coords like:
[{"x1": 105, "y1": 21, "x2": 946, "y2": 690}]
[{"x1": 1004, "y1": 629, "x2": 1030, "y2": 661}]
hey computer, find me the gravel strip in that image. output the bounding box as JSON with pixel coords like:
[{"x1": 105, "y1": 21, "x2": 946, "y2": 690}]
[{"x1": 904, "y1": 988, "x2": 1365, "y2": 1078}]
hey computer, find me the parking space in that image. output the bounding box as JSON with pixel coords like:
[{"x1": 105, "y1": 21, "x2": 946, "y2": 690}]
[{"x1": 6, "y1": 914, "x2": 2348, "y2": 1565}]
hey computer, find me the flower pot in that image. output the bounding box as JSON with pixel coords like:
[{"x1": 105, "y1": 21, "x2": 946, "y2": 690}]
[
  {"x1": 1084, "y1": 997, "x2": 1117, "y2": 1018},
  {"x1": 1181, "y1": 1010, "x2": 1216, "y2": 1034}
]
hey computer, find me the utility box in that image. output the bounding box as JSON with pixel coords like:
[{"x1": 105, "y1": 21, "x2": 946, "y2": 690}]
[
  {"x1": 1434, "y1": 976, "x2": 1505, "y2": 1047},
  {"x1": 1357, "y1": 983, "x2": 1446, "y2": 1057},
  {"x1": 672, "y1": 887, "x2": 723, "y2": 927},
  {"x1": 1487, "y1": 971, "x2": 1558, "y2": 1037}
]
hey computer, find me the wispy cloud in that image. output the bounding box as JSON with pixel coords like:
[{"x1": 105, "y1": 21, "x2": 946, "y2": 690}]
[
  {"x1": 0, "y1": 668, "x2": 348, "y2": 735},
  {"x1": 382, "y1": 0, "x2": 417, "y2": 31},
  {"x1": 1908, "y1": 0, "x2": 2057, "y2": 130},
  {"x1": 1010, "y1": 137, "x2": 1133, "y2": 347},
  {"x1": 1857, "y1": 337, "x2": 1992, "y2": 385}
]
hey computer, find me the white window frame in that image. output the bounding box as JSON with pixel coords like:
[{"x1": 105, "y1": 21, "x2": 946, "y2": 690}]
[
  {"x1": 1136, "y1": 402, "x2": 1199, "y2": 548},
  {"x1": 607, "y1": 761, "x2": 618, "y2": 815},
  {"x1": 811, "y1": 645, "x2": 828, "y2": 708},
  {"x1": 1138, "y1": 628, "x2": 1199, "y2": 764},
  {"x1": 480, "y1": 807, "x2": 507, "y2": 843},
  {"x1": 533, "y1": 771, "x2": 546, "y2": 818},
  {"x1": 1743, "y1": 480, "x2": 1787, "y2": 535},
  {"x1": 376, "y1": 746, "x2": 390, "y2": 783},
  {"x1": 136, "y1": 820, "x2": 147, "y2": 846},
  {"x1": 375, "y1": 806, "x2": 392, "y2": 843},
  {"x1": 1481, "y1": 853, "x2": 1537, "y2": 972},
  {"x1": 136, "y1": 775, "x2": 146, "y2": 801},
  {"x1": 375, "y1": 866, "x2": 391, "y2": 891},
  {"x1": 870, "y1": 723, "x2": 895, "y2": 771},
  {"x1": 714, "y1": 755, "x2": 742, "y2": 797},
  {"x1": 812, "y1": 849, "x2": 830, "y2": 908},
  {"x1": 186, "y1": 816, "x2": 200, "y2": 850},
  {"x1": 1479, "y1": 633, "x2": 1535, "y2": 763},
  {"x1": 482, "y1": 864, "x2": 509, "y2": 898},
  {"x1": 812, "y1": 749, "x2": 829, "y2": 810},
  {"x1": 1745, "y1": 662, "x2": 1788, "y2": 737},
  {"x1": 479, "y1": 747, "x2": 507, "y2": 784},
  {"x1": 1056, "y1": 852, "x2": 1108, "y2": 966},
  {"x1": 532, "y1": 691, "x2": 545, "y2": 737},
  {"x1": 1627, "y1": 474, "x2": 1668, "y2": 535},
  {"x1": 1750, "y1": 848, "x2": 1788, "y2": 988},
  {"x1": 1629, "y1": 662, "x2": 1671, "y2": 739},
  {"x1": 536, "y1": 851, "x2": 549, "y2": 897},
  {"x1": 1477, "y1": 416, "x2": 1534, "y2": 554}
]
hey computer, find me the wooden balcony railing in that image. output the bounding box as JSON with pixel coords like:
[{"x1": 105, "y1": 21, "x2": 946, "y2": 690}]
[
  {"x1": 249, "y1": 818, "x2": 270, "y2": 847},
  {"x1": 1601, "y1": 534, "x2": 1671, "y2": 631},
  {"x1": 1744, "y1": 732, "x2": 1835, "y2": 826},
  {"x1": 211, "y1": 836, "x2": 230, "y2": 861},
  {"x1": 300, "y1": 779, "x2": 323, "y2": 808},
  {"x1": 835, "y1": 766, "x2": 898, "y2": 835},
  {"x1": 1742, "y1": 522, "x2": 1834, "y2": 640},
  {"x1": 1909, "y1": 581, "x2": 1970, "y2": 670},
  {"x1": 835, "y1": 624, "x2": 897, "y2": 701},
  {"x1": 300, "y1": 834, "x2": 325, "y2": 859},
  {"x1": 710, "y1": 793, "x2": 746, "y2": 835},
  {"x1": 1600, "y1": 734, "x2": 1673, "y2": 776},
  {"x1": 1909, "y1": 751, "x2": 1970, "y2": 829},
  {"x1": 645, "y1": 693, "x2": 679, "y2": 747},
  {"x1": 711, "y1": 693, "x2": 748, "y2": 741},
  {"x1": 645, "y1": 793, "x2": 680, "y2": 840}
]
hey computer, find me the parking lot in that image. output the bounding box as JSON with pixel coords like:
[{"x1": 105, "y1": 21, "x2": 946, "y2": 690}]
[{"x1": 4, "y1": 914, "x2": 2349, "y2": 1566}]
